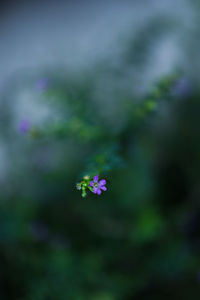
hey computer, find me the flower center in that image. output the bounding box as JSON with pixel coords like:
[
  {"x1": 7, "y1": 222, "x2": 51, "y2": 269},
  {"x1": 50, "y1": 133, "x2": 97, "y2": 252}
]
[{"x1": 93, "y1": 182, "x2": 99, "y2": 188}]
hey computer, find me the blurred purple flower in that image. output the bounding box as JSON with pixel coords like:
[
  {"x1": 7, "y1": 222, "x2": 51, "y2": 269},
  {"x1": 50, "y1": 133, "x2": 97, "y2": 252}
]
[
  {"x1": 89, "y1": 175, "x2": 107, "y2": 195},
  {"x1": 172, "y1": 78, "x2": 192, "y2": 99},
  {"x1": 29, "y1": 221, "x2": 49, "y2": 242},
  {"x1": 36, "y1": 78, "x2": 49, "y2": 92},
  {"x1": 19, "y1": 120, "x2": 30, "y2": 134}
]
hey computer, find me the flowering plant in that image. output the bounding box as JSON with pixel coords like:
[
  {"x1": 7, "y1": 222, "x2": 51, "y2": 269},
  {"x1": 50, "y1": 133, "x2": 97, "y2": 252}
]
[{"x1": 76, "y1": 175, "x2": 107, "y2": 197}]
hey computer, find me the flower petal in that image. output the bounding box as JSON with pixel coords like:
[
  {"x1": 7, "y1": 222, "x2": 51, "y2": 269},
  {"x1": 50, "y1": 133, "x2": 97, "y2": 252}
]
[
  {"x1": 89, "y1": 181, "x2": 94, "y2": 187},
  {"x1": 101, "y1": 186, "x2": 107, "y2": 191},
  {"x1": 99, "y1": 179, "x2": 106, "y2": 186},
  {"x1": 96, "y1": 189, "x2": 102, "y2": 195},
  {"x1": 93, "y1": 187, "x2": 98, "y2": 194},
  {"x1": 93, "y1": 175, "x2": 99, "y2": 182}
]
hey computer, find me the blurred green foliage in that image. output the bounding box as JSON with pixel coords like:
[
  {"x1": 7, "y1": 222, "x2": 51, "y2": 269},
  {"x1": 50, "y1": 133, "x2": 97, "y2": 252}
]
[{"x1": 1, "y1": 11, "x2": 200, "y2": 300}]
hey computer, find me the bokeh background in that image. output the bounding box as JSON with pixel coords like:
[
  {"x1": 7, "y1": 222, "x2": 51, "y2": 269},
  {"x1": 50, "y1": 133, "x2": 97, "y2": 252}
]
[{"x1": 1, "y1": 0, "x2": 200, "y2": 299}]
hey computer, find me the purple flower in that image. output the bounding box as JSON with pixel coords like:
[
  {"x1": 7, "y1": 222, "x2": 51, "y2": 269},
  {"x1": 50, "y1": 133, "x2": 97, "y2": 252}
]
[
  {"x1": 19, "y1": 120, "x2": 30, "y2": 134},
  {"x1": 36, "y1": 78, "x2": 49, "y2": 92},
  {"x1": 89, "y1": 175, "x2": 107, "y2": 195},
  {"x1": 172, "y1": 78, "x2": 192, "y2": 99}
]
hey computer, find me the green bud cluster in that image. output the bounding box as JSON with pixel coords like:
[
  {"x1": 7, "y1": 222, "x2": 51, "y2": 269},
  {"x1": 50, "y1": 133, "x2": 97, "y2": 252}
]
[{"x1": 76, "y1": 175, "x2": 93, "y2": 197}]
